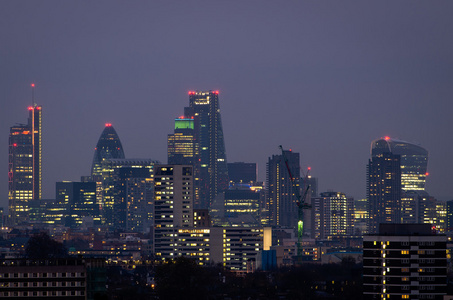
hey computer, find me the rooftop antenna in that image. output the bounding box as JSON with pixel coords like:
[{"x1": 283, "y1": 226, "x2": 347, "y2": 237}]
[{"x1": 31, "y1": 83, "x2": 35, "y2": 107}]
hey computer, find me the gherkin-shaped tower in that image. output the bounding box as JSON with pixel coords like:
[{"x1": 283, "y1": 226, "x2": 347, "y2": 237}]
[{"x1": 91, "y1": 123, "x2": 125, "y2": 177}]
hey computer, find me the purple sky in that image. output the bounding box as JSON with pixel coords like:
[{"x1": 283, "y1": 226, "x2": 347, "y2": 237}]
[{"x1": 1, "y1": 1, "x2": 453, "y2": 210}]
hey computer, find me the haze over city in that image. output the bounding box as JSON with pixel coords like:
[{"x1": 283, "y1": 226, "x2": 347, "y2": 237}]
[{"x1": 1, "y1": 1, "x2": 453, "y2": 210}]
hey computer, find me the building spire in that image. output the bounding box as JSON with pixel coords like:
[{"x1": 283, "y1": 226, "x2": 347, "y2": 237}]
[{"x1": 31, "y1": 83, "x2": 35, "y2": 107}]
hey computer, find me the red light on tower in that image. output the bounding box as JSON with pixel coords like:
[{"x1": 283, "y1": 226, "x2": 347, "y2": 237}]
[
  {"x1": 31, "y1": 83, "x2": 35, "y2": 87},
  {"x1": 28, "y1": 106, "x2": 33, "y2": 110},
  {"x1": 307, "y1": 167, "x2": 311, "y2": 171},
  {"x1": 13, "y1": 143, "x2": 17, "y2": 147},
  {"x1": 425, "y1": 172, "x2": 429, "y2": 176},
  {"x1": 214, "y1": 90, "x2": 219, "y2": 94},
  {"x1": 384, "y1": 136, "x2": 390, "y2": 141},
  {"x1": 105, "y1": 123, "x2": 112, "y2": 127}
]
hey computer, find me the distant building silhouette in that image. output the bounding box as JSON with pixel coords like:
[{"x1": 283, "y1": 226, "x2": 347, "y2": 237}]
[
  {"x1": 266, "y1": 150, "x2": 300, "y2": 228},
  {"x1": 91, "y1": 123, "x2": 125, "y2": 177},
  {"x1": 8, "y1": 104, "x2": 42, "y2": 225},
  {"x1": 99, "y1": 158, "x2": 157, "y2": 230},
  {"x1": 184, "y1": 91, "x2": 229, "y2": 209},
  {"x1": 371, "y1": 137, "x2": 428, "y2": 191},
  {"x1": 228, "y1": 162, "x2": 257, "y2": 184},
  {"x1": 56, "y1": 181, "x2": 100, "y2": 228},
  {"x1": 367, "y1": 152, "x2": 401, "y2": 235}
]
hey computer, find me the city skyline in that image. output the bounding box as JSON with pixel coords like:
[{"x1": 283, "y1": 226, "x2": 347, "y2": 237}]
[{"x1": 1, "y1": 1, "x2": 453, "y2": 209}]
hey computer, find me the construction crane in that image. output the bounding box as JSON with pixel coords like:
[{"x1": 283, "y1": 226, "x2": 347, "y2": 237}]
[{"x1": 279, "y1": 145, "x2": 311, "y2": 261}]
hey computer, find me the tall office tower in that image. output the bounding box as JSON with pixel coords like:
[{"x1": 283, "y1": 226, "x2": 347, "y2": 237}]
[
  {"x1": 153, "y1": 165, "x2": 194, "y2": 259},
  {"x1": 301, "y1": 174, "x2": 318, "y2": 198},
  {"x1": 112, "y1": 167, "x2": 154, "y2": 232},
  {"x1": 228, "y1": 162, "x2": 257, "y2": 184},
  {"x1": 310, "y1": 192, "x2": 354, "y2": 240},
  {"x1": 8, "y1": 104, "x2": 42, "y2": 225},
  {"x1": 56, "y1": 181, "x2": 100, "y2": 228},
  {"x1": 100, "y1": 159, "x2": 157, "y2": 229},
  {"x1": 91, "y1": 123, "x2": 125, "y2": 177},
  {"x1": 371, "y1": 137, "x2": 428, "y2": 191},
  {"x1": 367, "y1": 152, "x2": 401, "y2": 234},
  {"x1": 184, "y1": 91, "x2": 228, "y2": 209},
  {"x1": 167, "y1": 117, "x2": 197, "y2": 165},
  {"x1": 363, "y1": 224, "x2": 447, "y2": 299},
  {"x1": 266, "y1": 150, "x2": 300, "y2": 228}
]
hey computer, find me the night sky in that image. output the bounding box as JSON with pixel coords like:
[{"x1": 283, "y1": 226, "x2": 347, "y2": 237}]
[{"x1": 1, "y1": 1, "x2": 453, "y2": 210}]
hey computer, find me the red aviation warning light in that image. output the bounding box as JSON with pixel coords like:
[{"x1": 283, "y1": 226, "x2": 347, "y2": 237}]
[
  {"x1": 31, "y1": 83, "x2": 35, "y2": 87},
  {"x1": 28, "y1": 107, "x2": 33, "y2": 110},
  {"x1": 188, "y1": 91, "x2": 196, "y2": 95},
  {"x1": 425, "y1": 172, "x2": 429, "y2": 176},
  {"x1": 384, "y1": 136, "x2": 390, "y2": 141},
  {"x1": 307, "y1": 167, "x2": 311, "y2": 171},
  {"x1": 105, "y1": 123, "x2": 112, "y2": 127},
  {"x1": 13, "y1": 143, "x2": 17, "y2": 147},
  {"x1": 214, "y1": 90, "x2": 219, "y2": 94}
]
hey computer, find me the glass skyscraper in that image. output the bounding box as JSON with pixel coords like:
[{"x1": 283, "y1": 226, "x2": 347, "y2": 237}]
[
  {"x1": 371, "y1": 137, "x2": 428, "y2": 191},
  {"x1": 182, "y1": 91, "x2": 229, "y2": 209},
  {"x1": 367, "y1": 152, "x2": 401, "y2": 235},
  {"x1": 91, "y1": 123, "x2": 125, "y2": 177},
  {"x1": 167, "y1": 117, "x2": 197, "y2": 165},
  {"x1": 266, "y1": 150, "x2": 300, "y2": 228},
  {"x1": 8, "y1": 104, "x2": 42, "y2": 225}
]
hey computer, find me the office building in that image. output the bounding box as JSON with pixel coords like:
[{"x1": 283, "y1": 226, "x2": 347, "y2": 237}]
[
  {"x1": 224, "y1": 187, "x2": 261, "y2": 225},
  {"x1": 311, "y1": 192, "x2": 354, "y2": 240},
  {"x1": 112, "y1": 167, "x2": 154, "y2": 232},
  {"x1": 363, "y1": 224, "x2": 447, "y2": 299},
  {"x1": 91, "y1": 123, "x2": 125, "y2": 177},
  {"x1": 266, "y1": 150, "x2": 300, "y2": 228},
  {"x1": 184, "y1": 91, "x2": 229, "y2": 209},
  {"x1": 371, "y1": 137, "x2": 428, "y2": 191},
  {"x1": 301, "y1": 174, "x2": 318, "y2": 199},
  {"x1": 354, "y1": 198, "x2": 369, "y2": 236},
  {"x1": 367, "y1": 152, "x2": 401, "y2": 234},
  {"x1": 167, "y1": 117, "x2": 198, "y2": 165},
  {"x1": 228, "y1": 162, "x2": 257, "y2": 184},
  {"x1": 8, "y1": 104, "x2": 42, "y2": 225},
  {"x1": 99, "y1": 159, "x2": 156, "y2": 229},
  {"x1": 56, "y1": 181, "x2": 100, "y2": 228}
]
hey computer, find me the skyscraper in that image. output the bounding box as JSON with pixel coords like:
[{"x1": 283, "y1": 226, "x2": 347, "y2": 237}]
[
  {"x1": 91, "y1": 123, "x2": 125, "y2": 177},
  {"x1": 371, "y1": 137, "x2": 428, "y2": 191},
  {"x1": 266, "y1": 150, "x2": 300, "y2": 228},
  {"x1": 183, "y1": 91, "x2": 228, "y2": 209},
  {"x1": 8, "y1": 103, "x2": 42, "y2": 225},
  {"x1": 367, "y1": 152, "x2": 401, "y2": 234},
  {"x1": 99, "y1": 158, "x2": 156, "y2": 229},
  {"x1": 167, "y1": 117, "x2": 197, "y2": 165}
]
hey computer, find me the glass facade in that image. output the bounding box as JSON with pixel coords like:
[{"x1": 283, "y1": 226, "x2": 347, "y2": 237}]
[
  {"x1": 8, "y1": 104, "x2": 42, "y2": 225},
  {"x1": 91, "y1": 124, "x2": 125, "y2": 177},
  {"x1": 183, "y1": 91, "x2": 229, "y2": 209},
  {"x1": 371, "y1": 138, "x2": 428, "y2": 191}
]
